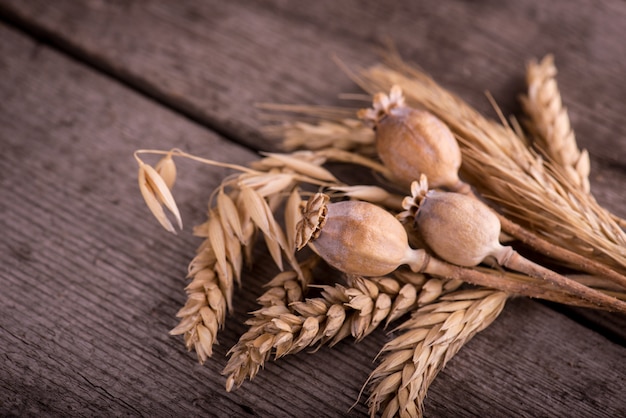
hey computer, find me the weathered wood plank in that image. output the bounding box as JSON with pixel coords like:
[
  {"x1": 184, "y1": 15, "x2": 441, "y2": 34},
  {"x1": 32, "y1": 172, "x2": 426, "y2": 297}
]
[
  {"x1": 1, "y1": 0, "x2": 624, "y2": 225},
  {"x1": 2, "y1": 0, "x2": 626, "y2": 163},
  {"x1": 1, "y1": 2, "x2": 626, "y2": 417},
  {"x1": 0, "y1": 0, "x2": 369, "y2": 150},
  {"x1": 2, "y1": 0, "x2": 625, "y2": 345}
]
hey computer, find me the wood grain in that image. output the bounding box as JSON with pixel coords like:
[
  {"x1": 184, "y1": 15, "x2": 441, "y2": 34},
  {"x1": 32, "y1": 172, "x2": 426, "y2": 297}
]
[
  {"x1": 3, "y1": 0, "x2": 625, "y2": 344},
  {"x1": 2, "y1": 0, "x2": 626, "y2": 165},
  {"x1": 1, "y1": 1, "x2": 625, "y2": 416}
]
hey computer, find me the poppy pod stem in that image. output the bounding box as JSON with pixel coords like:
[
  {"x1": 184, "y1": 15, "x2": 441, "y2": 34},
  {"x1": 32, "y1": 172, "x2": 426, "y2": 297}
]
[{"x1": 403, "y1": 177, "x2": 626, "y2": 313}]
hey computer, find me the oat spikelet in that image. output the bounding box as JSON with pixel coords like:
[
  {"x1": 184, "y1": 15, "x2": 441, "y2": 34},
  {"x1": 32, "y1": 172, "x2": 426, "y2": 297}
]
[
  {"x1": 367, "y1": 289, "x2": 508, "y2": 418},
  {"x1": 136, "y1": 158, "x2": 182, "y2": 233},
  {"x1": 520, "y1": 55, "x2": 590, "y2": 193},
  {"x1": 154, "y1": 151, "x2": 177, "y2": 189}
]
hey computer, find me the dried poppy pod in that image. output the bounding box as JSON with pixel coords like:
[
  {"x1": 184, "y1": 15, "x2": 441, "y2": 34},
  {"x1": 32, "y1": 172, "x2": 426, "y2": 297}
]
[
  {"x1": 295, "y1": 193, "x2": 428, "y2": 276},
  {"x1": 415, "y1": 189, "x2": 504, "y2": 267},
  {"x1": 359, "y1": 86, "x2": 468, "y2": 193},
  {"x1": 402, "y1": 177, "x2": 626, "y2": 313}
]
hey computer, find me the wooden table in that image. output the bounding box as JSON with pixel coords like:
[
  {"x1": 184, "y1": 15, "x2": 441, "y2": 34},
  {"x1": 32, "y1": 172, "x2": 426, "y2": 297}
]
[{"x1": 1, "y1": 1, "x2": 625, "y2": 416}]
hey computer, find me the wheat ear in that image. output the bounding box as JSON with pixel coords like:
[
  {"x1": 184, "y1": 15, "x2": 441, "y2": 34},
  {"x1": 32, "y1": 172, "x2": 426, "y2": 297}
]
[
  {"x1": 169, "y1": 188, "x2": 253, "y2": 363},
  {"x1": 520, "y1": 56, "x2": 626, "y2": 229},
  {"x1": 224, "y1": 270, "x2": 463, "y2": 390},
  {"x1": 520, "y1": 55, "x2": 590, "y2": 193},
  {"x1": 292, "y1": 273, "x2": 463, "y2": 347},
  {"x1": 367, "y1": 289, "x2": 508, "y2": 418},
  {"x1": 223, "y1": 257, "x2": 317, "y2": 391},
  {"x1": 173, "y1": 179, "x2": 304, "y2": 363}
]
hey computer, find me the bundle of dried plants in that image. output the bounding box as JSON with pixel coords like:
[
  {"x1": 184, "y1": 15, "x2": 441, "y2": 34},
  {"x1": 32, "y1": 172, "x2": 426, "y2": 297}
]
[{"x1": 133, "y1": 52, "x2": 626, "y2": 417}]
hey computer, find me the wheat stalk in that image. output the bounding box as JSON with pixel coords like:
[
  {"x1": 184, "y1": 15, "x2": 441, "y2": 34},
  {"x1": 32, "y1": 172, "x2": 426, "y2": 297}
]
[
  {"x1": 367, "y1": 289, "x2": 508, "y2": 417},
  {"x1": 520, "y1": 55, "x2": 591, "y2": 193}
]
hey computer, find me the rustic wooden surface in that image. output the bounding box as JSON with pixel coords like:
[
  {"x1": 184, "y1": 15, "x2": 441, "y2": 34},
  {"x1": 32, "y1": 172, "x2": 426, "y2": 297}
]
[{"x1": 1, "y1": 1, "x2": 625, "y2": 416}]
